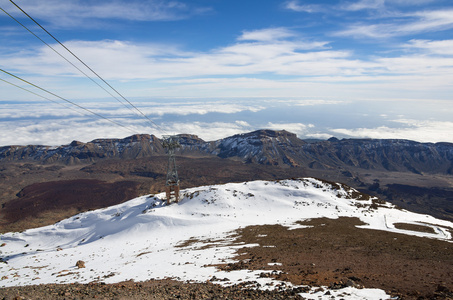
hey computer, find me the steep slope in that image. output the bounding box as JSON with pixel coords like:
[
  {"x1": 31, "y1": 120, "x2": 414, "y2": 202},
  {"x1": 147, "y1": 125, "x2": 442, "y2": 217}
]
[
  {"x1": 1, "y1": 178, "x2": 452, "y2": 298},
  {"x1": 321, "y1": 138, "x2": 453, "y2": 174}
]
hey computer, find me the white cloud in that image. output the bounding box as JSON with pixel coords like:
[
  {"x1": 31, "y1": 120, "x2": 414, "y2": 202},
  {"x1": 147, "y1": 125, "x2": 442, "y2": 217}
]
[
  {"x1": 2, "y1": 100, "x2": 452, "y2": 146},
  {"x1": 406, "y1": 9, "x2": 453, "y2": 32},
  {"x1": 389, "y1": 0, "x2": 435, "y2": 5},
  {"x1": 376, "y1": 55, "x2": 453, "y2": 77},
  {"x1": 0, "y1": 36, "x2": 354, "y2": 82},
  {"x1": 305, "y1": 132, "x2": 334, "y2": 140},
  {"x1": 404, "y1": 39, "x2": 453, "y2": 55},
  {"x1": 293, "y1": 99, "x2": 345, "y2": 106},
  {"x1": 330, "y1": 119, "x2": 453, "y2": 143},
  {"x1": 265, "y1": 122, "x2": 314, "y2": 137},
  {"x1": 235, "y1": 120, "x2": 251, "y2": 127},
  {"x1": 3, "y1": 0, "x2": 211, "y2": 27},
  {"x1": 161, "y1": 121, "x2": 254, "y2": 141},
  {"x1": 341, "y1": 0, "x2": 385, "y2": 11},
  {"x1": 337, "y1": 9, "x2": 453, "y2": 38},
  {"x1": 0, "y1": 118, "x2": 144, "y2": 146},
  {"x1": 0, "y1": 103, "x2": 84, "y2": 119},
  {"x1": 139, "y1": 101, "x2": 265, "y2": 117},
  {"x1": 286, "y1": 0, "x2": 434, "y2": 14},
  {"x1": 0, "y1": 98, "x2": 265, "y2": 121},
  {"x1": 0, "y1": 97, "x2": 270, "y2": 145},
  {"x1": 238, "y1": 28, "x2": 296, "y2": 41},
  {"x1": 284, "y1": 1, "x2": 324, "y2": 13},
  {"x1": 0, "y1": 115, "x2": 258, "y2": 146}
]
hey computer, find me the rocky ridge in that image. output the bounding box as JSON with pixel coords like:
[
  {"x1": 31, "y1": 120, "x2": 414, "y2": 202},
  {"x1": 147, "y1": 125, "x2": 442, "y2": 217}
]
[{"x1": 1, "y1": 129, "x2": 452, "y2": 175}]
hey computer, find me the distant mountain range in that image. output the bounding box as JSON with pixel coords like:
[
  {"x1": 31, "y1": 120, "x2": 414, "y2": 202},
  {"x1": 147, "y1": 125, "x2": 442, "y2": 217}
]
[{"x1": 2, "y1": 129, "x2": 453, "y2": 175}]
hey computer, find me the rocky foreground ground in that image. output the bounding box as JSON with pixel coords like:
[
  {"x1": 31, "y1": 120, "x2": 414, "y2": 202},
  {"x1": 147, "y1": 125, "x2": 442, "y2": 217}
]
[{"x1": 0, "y1": 279, "x2": 308, "y2": 300}]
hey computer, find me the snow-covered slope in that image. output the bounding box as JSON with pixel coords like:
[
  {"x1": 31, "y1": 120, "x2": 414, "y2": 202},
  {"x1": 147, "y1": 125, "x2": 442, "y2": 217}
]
[{"x1": 1, "y1": 178, "x2": 452, "y2": 299}]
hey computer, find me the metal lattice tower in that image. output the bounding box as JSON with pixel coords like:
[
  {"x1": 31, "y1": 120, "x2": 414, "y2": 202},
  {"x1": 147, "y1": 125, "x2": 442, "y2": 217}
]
[{"x1": 162, "y1": 135, "x2": 180, "y2": 204}]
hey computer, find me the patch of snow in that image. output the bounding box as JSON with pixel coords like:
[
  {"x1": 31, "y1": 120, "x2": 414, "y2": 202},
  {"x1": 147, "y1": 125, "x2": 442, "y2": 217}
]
[
  {"x1": 1, "y1": 178, "x2": 452, "y2": 298},
  {"x1": 300, "y1": 286, "x2": 390, "y2": 300}
]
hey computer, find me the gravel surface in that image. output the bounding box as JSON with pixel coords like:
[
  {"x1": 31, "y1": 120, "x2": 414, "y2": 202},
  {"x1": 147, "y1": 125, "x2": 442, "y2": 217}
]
[{"x1": 0, "y1": 279, "x2": 305, "y2": 300}]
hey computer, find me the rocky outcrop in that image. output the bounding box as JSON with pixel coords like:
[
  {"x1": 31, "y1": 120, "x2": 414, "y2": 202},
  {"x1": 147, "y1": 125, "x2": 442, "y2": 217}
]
[
  {"x1": 76, "y1": 260, "x2": 86, "y2": 268},
  {"x1": 213, "y1": 130, "x2": 306, "y2": 166}
]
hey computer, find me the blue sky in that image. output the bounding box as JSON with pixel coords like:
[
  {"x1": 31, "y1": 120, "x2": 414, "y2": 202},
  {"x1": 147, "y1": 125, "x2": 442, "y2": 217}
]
[{"x1": 0, "y1": 0, "x2": 453, "y2": 145}]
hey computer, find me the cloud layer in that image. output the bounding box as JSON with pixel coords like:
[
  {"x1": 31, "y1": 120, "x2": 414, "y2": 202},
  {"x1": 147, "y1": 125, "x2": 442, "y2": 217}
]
[
  {"x1": 331, "y1": 119, "x2": 453, "y2": 143},
  {"x1": 3, "y1": 114, "x2": 451, "y2": 146},
  {"x1": 1, "y1": 98, "x2": 451, "y2": 146}
]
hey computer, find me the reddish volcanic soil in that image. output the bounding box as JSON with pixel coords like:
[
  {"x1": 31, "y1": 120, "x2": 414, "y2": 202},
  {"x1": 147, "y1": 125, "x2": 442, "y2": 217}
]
[
  {"x1": 0, "y1": 179, "x2": 141, "y2": 232},
  {"x1": 213, "y1": 217, "x2": 453, "y2": 299}
]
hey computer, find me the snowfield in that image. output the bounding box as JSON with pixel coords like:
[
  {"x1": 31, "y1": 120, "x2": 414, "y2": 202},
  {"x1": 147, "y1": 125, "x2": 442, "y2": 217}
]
[{"x1": 1, "y1": 178, "x2": 452, "y2": 299}]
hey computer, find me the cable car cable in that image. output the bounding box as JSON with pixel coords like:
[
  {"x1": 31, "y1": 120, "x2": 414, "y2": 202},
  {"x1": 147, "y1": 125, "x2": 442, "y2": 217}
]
[
  {"x1": 0, "y1": 77, "x2": 88, "y2": 117},
  {"x1": 0, "y1": 68, "x2": 138, "y2": 134},
  {"x1": 9, "y1": 0, "x2": 166, "y2": 134},
  {"x1": 0, "y1": 6, "x2": 138, "y2": 117}
]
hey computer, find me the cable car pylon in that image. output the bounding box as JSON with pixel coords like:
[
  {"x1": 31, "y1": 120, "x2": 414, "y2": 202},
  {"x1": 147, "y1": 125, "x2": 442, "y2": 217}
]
[{"x1": 162, "y1": 135, "x2": 180, "y2": 204}]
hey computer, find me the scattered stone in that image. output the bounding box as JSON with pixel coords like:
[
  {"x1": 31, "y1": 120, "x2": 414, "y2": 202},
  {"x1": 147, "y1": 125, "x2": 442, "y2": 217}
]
[
  {"x1": 330, "y1": 280, "x2": 347, "y2": 290},
  {"x1": 436, "y1": 284, "x2": 450, "y2": 293},
  {"x1": 76, "y1": 260, "x2": 85, "y2": 268},
  {"x1": 346, "y1": 279, "x2": 361, "y2": 288}
]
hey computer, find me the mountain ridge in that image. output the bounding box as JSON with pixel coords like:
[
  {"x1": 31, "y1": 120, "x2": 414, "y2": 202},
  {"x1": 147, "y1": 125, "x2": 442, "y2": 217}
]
[{"x1": 1, "y1": 129, "x2": 452, "y2": 175}]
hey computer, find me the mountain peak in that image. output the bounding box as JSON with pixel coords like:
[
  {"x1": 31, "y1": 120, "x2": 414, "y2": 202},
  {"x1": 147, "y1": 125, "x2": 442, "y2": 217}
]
[
  {"x1": 237, "y1": 129, "x2": 297, "y2": 139},
  {"x1": 69, "y1": 140, "x2": 84, "y2": 147}
]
